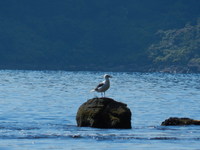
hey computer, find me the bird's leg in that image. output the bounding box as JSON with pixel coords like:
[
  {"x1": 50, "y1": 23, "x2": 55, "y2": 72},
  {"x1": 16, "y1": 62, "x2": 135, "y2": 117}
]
[{"x1": 104, "y1": 92, "x2": 105, "y2": 97}]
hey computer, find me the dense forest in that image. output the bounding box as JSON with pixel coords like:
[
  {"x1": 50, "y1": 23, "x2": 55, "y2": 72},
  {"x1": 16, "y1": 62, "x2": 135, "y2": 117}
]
[
  {"x1": 149, "y1": 21, "x2": 200, "y2": 73},
  {"x1": 0, "y1": 0, "x2": 200, "y2": 72}
]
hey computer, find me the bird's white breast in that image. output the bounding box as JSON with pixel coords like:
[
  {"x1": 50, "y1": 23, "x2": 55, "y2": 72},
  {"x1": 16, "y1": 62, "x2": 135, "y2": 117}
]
[{"x1": 97, "y1": 80, "x2": 110, "y2": 92}]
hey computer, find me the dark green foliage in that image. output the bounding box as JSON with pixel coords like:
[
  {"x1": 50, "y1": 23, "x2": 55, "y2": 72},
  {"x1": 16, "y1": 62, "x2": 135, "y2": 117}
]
[
  {"x1": 148, "y1": 21, "x2": 200, "y2": 68},
  {"x1": 0, "y1": 0, "x2": 200, "y2": 71}
]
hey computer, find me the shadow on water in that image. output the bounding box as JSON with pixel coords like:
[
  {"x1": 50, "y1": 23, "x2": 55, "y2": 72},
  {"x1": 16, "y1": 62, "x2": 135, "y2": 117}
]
[{"x1": 1, "y1": 123, "x2": 200, "y2": 142}]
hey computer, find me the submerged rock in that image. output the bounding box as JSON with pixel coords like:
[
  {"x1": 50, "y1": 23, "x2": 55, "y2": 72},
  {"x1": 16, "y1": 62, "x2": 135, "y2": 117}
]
[
  {"x1": 161, "y1": 117, "x2": 200, "y2": 126},
  {"x1": 76, "y1": 97, "x2": 132, "y2": 129}
]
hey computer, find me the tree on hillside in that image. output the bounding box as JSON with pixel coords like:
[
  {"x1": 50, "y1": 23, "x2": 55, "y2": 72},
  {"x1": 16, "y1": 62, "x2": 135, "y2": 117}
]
[{"x1": 148, "y1": 20, "x2": 200, "y2": 69}]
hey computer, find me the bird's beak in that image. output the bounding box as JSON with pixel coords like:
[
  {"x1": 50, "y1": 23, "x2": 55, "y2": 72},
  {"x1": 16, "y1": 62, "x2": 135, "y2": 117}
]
[{"x1": 109, "y1": 75, "x2": 112, "y2": 78}]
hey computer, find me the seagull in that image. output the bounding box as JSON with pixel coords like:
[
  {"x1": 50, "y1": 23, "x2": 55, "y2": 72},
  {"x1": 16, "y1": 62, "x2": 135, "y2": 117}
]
[{"x1": 90, "y1": 74, "x2": 112, "y2": 97}]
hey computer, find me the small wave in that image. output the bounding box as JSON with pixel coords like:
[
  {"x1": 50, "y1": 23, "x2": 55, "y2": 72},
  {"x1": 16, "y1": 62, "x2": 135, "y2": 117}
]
[
  {"x1": 0, "y1": 133, "x2": 198, "y2": 141},
  {"x1": 0, "y1": 126, "x2": 40, "y2": 131},
  {"x1": 150, "y1": 137, "x2": 178, "y2": 140},
  {"x1": 0, "y1": 134, "x2": 83, "y2": 140}
]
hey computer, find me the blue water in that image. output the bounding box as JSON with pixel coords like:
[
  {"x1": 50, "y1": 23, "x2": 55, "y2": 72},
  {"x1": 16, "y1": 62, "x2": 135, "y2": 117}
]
[{"x1": 0, "y1": 70, "x2": 200, "y2": 150}]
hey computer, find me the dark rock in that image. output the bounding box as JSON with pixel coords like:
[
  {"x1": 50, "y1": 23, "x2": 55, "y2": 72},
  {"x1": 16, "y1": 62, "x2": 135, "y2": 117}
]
[
  {"x1": 161, "y1": 117, "x2": 200, "y2": 126},
  {"x1": 76, "y1": 97, "x2": 132, "y2": 129}
]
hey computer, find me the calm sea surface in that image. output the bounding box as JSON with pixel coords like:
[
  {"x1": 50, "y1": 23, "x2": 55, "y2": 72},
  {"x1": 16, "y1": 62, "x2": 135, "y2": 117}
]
[{"x1": 0, "y1": 70, "x2": 200, "y2": 150}]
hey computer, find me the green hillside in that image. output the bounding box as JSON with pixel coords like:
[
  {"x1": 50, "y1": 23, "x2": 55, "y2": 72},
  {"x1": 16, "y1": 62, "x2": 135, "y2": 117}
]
[
  {"x1": 149, "y1": 21, "x2": 200, "y2": 73},
  {"x1": 0, "y1": 0, "x2": 200, "y2": 72}
]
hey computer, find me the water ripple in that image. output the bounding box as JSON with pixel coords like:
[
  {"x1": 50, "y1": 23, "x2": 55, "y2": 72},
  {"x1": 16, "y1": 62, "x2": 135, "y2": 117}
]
[{"x1": 0, "y1": 70, "x2": 200, "y2": 149}]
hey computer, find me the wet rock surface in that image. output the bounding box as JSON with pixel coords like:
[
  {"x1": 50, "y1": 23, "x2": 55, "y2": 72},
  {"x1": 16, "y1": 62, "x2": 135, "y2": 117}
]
[
  {"x1": 161, "y1": 117, "x2": 200, "y2": 126},
  {"x1": 76, "y1": 97, "x2": 132, "y2": 129}
]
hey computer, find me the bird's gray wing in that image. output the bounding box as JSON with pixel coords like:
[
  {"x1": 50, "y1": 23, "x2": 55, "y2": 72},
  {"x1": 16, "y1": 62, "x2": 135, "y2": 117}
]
[{"x1": 95, "y1": 82, "x2": 104, "y2": 90}]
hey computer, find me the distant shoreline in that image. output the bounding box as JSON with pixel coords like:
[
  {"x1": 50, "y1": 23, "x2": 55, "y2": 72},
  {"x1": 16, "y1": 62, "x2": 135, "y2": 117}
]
[{"x1": 0, "y1": 65, "x2": 200, "y2": 74}]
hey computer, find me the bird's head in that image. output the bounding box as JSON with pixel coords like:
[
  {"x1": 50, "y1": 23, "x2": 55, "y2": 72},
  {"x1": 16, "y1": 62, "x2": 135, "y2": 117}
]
[{"x1": 104, "y1": 74, "x2": 112, "y2": 79}]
